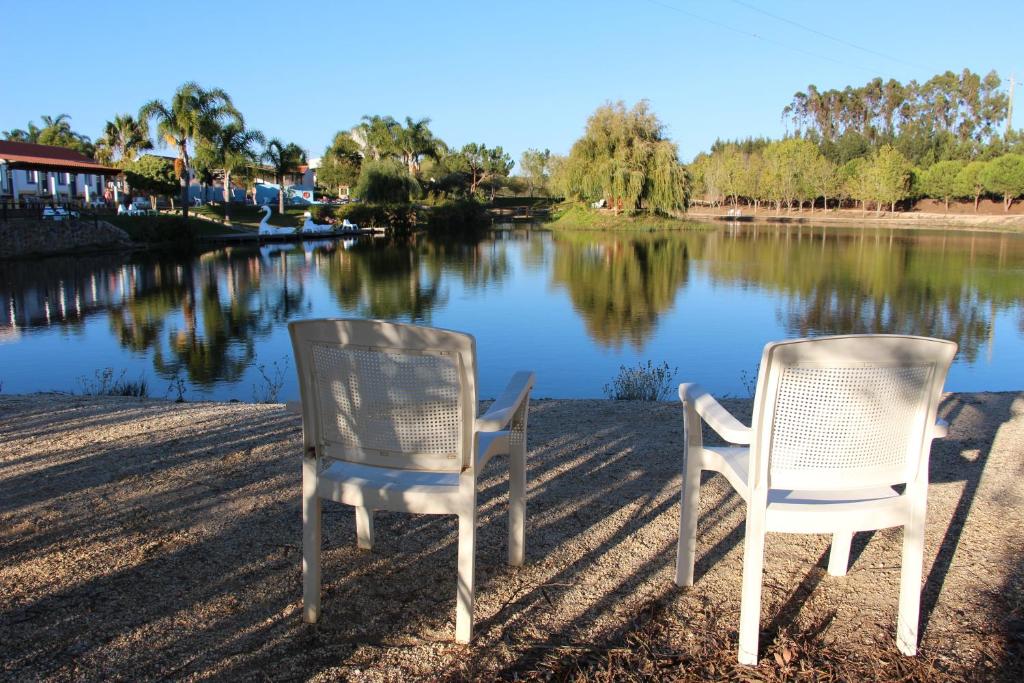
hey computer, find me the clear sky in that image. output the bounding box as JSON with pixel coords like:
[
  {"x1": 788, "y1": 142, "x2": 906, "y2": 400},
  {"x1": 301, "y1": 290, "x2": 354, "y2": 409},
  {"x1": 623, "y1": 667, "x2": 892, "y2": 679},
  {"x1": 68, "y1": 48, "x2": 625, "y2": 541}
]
[{"x1": 1, "y1": 0, "x2": 1019, "y2": 165}]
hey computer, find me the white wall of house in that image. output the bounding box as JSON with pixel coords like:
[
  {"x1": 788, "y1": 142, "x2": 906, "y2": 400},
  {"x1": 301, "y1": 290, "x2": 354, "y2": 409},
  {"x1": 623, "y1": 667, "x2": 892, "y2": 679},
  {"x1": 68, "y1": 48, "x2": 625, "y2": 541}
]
[{"x1": 0, "y1": 164, "x2": 105, "y2": 202}]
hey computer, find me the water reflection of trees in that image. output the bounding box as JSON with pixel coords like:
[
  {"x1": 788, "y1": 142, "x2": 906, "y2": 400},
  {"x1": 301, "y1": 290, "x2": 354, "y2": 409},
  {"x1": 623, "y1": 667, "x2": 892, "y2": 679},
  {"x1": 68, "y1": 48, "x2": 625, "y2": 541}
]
[
  {"x1": 700, "y1": 227, "x2": 1024, "y2": 361},
  {"x1": 319, "y1": 239, "x2": 444, "y2": 321},
  {"x1": 550, "y1": 233, "x2": 691, "y2": 348},
  {"x1": 108, "y1": 249, "x2": 277, "y2": 387}
]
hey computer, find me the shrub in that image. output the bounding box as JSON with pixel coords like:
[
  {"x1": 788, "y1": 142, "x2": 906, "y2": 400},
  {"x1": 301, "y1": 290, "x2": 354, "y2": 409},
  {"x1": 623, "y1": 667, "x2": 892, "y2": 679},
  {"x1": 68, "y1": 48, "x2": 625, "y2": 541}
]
[
  {"x1": 603, "y1": 361, "x2": 678, "y2": 401},
  {"x1": 425, "y1": 198, "x2": 490, "y2": 234},
  {"x1": 337, "y1": 202, "x2": 418, "y2": 231},
  {"x1": 354, "y1": 159, "x2": 420, "y2": 203}
]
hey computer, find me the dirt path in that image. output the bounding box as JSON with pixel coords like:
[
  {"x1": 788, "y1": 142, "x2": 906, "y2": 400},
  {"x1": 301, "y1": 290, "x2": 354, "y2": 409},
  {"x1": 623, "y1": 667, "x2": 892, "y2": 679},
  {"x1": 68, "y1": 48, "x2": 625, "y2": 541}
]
[{"x1": 1, "y1": 394, "x2": 1021, "y2": 681}]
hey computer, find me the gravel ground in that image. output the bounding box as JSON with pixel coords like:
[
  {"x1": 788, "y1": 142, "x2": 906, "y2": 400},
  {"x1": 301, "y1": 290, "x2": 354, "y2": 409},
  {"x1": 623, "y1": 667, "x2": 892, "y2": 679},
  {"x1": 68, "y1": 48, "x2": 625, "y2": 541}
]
[{"x1": 1, "y1": 393, "x2": 1021, "y2": 681}]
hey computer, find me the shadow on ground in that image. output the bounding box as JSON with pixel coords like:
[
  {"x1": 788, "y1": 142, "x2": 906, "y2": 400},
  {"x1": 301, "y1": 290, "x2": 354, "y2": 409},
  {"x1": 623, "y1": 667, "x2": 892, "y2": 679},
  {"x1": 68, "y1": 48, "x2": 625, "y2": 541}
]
[{"x1": 1, "y1": 393, "x2": 1021, "y2": 680}]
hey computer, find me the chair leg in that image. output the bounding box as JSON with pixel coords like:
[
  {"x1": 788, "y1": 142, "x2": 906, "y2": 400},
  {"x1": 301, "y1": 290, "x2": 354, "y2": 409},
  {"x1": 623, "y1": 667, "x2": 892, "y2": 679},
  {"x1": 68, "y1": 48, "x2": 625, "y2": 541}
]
[
  {"x1": 675, "y1": 455, "x2": 702, "y2": 586},
  {"x1": 455, "y1": 507, "x2": 477, "y2": 644},
  {"x1": 355, "y1": 506, "x2": 374, "y2": 550},
  {"x1": 508, "y1": 436, "x2": 526, "y2": 567},
  {"x1": 828, "y1": 531, "x2": 853, "y2": 577},
  {"x1": 897, "y1": 506, "x2": 927, "y2": 655},
  {"x1": 738, "y1": 513, "x2": 766, "y2": 665},
  {"x1": 302, "y1": 457, "x2": 321, "y2": 624}
]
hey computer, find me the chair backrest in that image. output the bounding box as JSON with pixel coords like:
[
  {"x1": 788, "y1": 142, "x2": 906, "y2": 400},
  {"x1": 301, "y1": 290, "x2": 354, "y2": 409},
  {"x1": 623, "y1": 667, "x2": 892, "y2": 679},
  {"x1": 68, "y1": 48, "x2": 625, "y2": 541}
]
[
  {"x1": 749, "y1": 335, "x2": 956, "y2": 492},
  {"x1": 289, "y1": 319, "x2": 477, "y2": 472}
]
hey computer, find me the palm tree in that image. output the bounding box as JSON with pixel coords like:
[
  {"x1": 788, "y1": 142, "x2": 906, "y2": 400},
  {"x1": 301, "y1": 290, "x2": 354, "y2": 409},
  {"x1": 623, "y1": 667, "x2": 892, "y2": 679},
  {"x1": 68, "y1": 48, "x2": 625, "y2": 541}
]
[
  {"x1": 354, "y1": 115, "x2": 401, "y2": 160},
  {"x1": 396, "y1": 117, "x2": 440, "y2": 174},
  {"x1": 3, "y1": 123, "x2": 41, "y2": 142},
  {"x1": 196, "y1": 124, "x2": 265, "y2": 222},
  {"x1": 262, "y1": 139, "x2": 306, "y2": 214},
  {"x1": 95, "y1": 114, "x2": 152, "y2": 164},
  {"x1": 139, "y1": 82, "x2": 242, "y2": 217}
]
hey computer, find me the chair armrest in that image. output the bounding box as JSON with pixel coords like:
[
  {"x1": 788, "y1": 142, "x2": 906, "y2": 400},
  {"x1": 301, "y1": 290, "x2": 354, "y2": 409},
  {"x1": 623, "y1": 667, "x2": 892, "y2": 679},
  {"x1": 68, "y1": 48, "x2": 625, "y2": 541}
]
[
  {"x1": 678, "y1": 383, "x2": 752, "y2": 445},
  {"x1": 476, "y1": 371, "x2": 535, "y2": 432},
  {"x1": 932, "y1": 418, "x2": 949, "y2": 438}
]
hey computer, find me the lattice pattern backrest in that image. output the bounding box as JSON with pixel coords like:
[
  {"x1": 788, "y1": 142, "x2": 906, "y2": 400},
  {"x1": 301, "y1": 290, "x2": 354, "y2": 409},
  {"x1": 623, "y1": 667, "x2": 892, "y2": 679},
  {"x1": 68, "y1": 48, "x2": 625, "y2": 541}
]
[
  {"x1": 310, "y1": 343, "x2": 464, "y2": 468},
  {"x1": 768, "y1": 362, "x2": 933, "y2": 488}
]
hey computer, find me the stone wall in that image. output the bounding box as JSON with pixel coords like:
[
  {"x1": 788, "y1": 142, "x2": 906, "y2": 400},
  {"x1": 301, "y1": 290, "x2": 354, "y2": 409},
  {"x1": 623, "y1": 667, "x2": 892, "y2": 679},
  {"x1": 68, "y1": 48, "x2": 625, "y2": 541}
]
[{"x1": 0, "y1": 218, "x2": 132, "y2": 259}]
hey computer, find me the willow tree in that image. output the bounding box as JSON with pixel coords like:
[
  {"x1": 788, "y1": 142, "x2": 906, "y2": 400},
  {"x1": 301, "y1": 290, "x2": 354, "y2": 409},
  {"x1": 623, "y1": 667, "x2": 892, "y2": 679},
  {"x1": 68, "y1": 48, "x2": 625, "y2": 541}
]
[{"x1": 559, "y1": 101, "x2": 688, "y2": 214}]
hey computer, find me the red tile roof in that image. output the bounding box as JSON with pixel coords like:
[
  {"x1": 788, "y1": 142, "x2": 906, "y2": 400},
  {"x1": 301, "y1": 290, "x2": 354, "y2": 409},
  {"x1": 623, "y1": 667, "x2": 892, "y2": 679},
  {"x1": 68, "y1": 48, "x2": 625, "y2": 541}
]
[{"x1": 0, "y1": 141, "x2": 119, "y2": 174}]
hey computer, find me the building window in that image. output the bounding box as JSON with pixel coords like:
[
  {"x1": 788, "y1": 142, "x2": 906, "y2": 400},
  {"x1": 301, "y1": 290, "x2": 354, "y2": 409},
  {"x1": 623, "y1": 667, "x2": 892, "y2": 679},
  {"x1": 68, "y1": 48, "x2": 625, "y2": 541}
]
[{"x1": 26, "y1": 170, "x2": 37, "y2": 184}]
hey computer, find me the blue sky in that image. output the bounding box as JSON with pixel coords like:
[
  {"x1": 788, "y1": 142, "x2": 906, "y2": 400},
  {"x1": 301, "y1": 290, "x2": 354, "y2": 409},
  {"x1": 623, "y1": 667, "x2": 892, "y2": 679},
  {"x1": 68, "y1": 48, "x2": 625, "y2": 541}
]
[{"x1": 1, "y1": 0, "x2": 1019, "y2": 165}]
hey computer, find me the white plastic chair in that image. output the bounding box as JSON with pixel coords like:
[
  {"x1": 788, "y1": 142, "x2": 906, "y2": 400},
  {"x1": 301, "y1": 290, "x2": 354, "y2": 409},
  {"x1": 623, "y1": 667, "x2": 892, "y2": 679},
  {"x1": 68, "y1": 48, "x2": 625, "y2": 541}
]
[
  {"x1": 675, "y1": 334, "x2": 956, "y2": 665},
  {"x1": 289, "y1": 319, "x2": 535, "y2": 643}
]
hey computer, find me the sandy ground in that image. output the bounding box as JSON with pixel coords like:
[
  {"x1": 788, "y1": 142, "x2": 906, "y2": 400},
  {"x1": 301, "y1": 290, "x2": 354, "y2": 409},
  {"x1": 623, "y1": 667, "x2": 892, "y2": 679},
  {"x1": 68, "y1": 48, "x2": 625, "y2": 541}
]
[{"x1": 1, "y1": 393, "x2": 1022, "y2": 681}]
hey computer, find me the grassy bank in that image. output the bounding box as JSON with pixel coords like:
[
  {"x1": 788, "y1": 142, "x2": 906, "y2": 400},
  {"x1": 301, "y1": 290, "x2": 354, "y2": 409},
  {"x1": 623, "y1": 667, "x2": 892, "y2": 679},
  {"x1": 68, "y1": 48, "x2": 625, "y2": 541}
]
[
  {"x1": 550, "y1": 204, "x2": 697, "y2": 231},
  {"x1": 105, "y1": 214, "x2": 235, "y2": 244}
]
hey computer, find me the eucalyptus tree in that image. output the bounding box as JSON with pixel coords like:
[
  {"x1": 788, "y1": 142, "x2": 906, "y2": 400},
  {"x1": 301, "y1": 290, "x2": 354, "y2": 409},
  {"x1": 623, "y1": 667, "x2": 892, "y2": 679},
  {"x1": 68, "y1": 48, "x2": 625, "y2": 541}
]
[
  {"x1": 262, "y1": 139, "x2": 307, "y2": 213},
  {"x1": 195, "y1": 124, "x2": 265, "y2": 221},
  {"x1": 559, "y1": 101, "x2": 687, "y2": 214},
  {"x1": 520, "y1": 148, "x2": 552, "y2": 196},
  {"x1": 95, "y1": 114, "x2": 152, "y2": 164},
  {"x1": 139, "y1": 82, "x2": 242, "y2": 217}
]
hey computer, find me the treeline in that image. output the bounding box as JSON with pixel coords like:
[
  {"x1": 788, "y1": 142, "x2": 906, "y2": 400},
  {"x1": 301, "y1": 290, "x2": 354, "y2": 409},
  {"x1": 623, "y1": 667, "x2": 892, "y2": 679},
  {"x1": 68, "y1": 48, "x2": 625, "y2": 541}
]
[
  {"x1": 316, "y1": 115, "x2": 515, "y2": 204},
  {"x1": 691, "y1": 139, "x2": 1024, "y2": 213},
  {"x1": 691, "y1": 69, "x2": 1024, "y2": 213}
]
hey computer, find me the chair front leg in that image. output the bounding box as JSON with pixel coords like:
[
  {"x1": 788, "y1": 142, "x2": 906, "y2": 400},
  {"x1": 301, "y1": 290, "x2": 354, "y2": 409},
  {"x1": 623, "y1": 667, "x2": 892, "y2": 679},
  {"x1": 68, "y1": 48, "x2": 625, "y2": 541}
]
[
  {"x1": 897, "y1": 489, "x2": 928, "y2": 656},
  {"x1": 508, "y1": 400, "x2": 529, "y2": 567},
  {"x1": 455, "y1": 472, "x2": 478, "y2": 644},
  {"x1": 675, "y1": 401, "x2": 704, "y2": 587},
  {"x1": 302, "y1": 452, "x2": 322, "y2": 623},
  {"x1": 738, "y1": 505, "x2": 767, "y2": 665}
]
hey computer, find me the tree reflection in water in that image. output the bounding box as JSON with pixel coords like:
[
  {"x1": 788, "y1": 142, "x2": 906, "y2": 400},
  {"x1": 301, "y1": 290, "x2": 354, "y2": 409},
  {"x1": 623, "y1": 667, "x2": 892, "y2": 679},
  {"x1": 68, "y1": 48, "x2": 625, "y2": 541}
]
[
  {"x1": 551, "y1": 232, "x2": 691, "y2": 349},
  {"x1": 1, "y1": 225, "x2": 1022, "y2": 396}
]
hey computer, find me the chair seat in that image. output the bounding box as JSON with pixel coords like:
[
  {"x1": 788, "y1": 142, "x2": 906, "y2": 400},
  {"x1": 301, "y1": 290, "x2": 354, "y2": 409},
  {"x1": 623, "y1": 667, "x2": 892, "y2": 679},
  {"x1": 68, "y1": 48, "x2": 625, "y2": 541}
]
[
  {"x1": 317, "y1": 431, "x2": 508, "y2": 512},
  {"x1": 701, "y1": 445, "x2": 907, "y2": 533}
]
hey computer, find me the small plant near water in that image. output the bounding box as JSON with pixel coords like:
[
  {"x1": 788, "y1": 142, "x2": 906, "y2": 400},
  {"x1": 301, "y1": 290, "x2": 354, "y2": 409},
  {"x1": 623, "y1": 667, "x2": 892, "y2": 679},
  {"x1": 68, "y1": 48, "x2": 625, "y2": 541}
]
[
  {"x1": 252, "y1": 357, "x2": 289, "y2": 404},
  {"x1": 77, "y1": 368, "x2": 148, "y2": 397},
  {"x1": 603, "y1": 360, "x2": 678, "y2": 401},
  {"x1": 165, "y1": 376, "x2": 188, "y2": 403},
  {"x1": 740, "y1": 366, "x2": 759, "y2": 398}
]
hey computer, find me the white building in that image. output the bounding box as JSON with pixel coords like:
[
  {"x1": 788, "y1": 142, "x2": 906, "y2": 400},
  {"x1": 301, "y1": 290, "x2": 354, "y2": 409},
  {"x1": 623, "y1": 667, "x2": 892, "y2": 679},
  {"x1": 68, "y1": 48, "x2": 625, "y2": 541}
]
[{"x1": 0, "y1": 141, "x2": 115, "y2": 204}]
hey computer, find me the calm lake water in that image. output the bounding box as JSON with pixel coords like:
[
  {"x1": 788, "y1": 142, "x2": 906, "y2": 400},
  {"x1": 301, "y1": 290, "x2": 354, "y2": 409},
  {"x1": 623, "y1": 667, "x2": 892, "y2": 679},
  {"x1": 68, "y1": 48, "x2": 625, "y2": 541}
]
[{"x1": 1, "y1": 223, "x2": 1023, "y2": 401}]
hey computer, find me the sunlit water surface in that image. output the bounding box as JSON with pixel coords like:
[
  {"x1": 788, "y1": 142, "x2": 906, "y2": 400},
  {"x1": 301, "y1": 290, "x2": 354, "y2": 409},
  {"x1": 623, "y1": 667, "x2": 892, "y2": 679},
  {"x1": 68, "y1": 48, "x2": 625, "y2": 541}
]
[{"x1": 2, "y1": 223, "x2": 1022, "y2": 401}]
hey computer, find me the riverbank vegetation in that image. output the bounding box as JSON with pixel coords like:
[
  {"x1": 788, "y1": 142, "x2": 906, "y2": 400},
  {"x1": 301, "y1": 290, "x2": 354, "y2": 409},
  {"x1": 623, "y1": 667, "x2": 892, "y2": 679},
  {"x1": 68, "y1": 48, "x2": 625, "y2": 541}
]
[{"x1": 691, "y1": 70, "x2": 1024, "y2": 215}]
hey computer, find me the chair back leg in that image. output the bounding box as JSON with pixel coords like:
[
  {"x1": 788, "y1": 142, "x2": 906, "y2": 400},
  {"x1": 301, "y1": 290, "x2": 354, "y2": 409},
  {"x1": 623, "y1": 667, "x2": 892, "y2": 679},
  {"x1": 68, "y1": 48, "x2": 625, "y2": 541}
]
[
  {"x1": 828, "y1": 531, "x2": 853, "y2": 577},
  {"x1": 356, "y1": 506, "x2": 375, "y2": 550},
  {"x1": 508, "y1": 406, "x2": 528, "y2": 567},
  {"x1": 302, "y1": 456, "x2": 322, "y2": 623}
]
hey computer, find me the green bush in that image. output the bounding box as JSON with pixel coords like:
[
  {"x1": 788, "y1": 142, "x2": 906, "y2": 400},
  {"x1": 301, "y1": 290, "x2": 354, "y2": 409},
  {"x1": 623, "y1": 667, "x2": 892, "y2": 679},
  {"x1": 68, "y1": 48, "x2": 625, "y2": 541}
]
[
  {"x1": 337, "y1": 202, "x2": 418, "y2": 231},
  {"x1": 354, "y1": 159, "x2": 420, "y2": 203},
  {"x1": 426, "y1": 198, "x2": 491, "y2": 234},
  {"x1": 107, "y1": 215, "x2": 198, "y2": 248}
]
